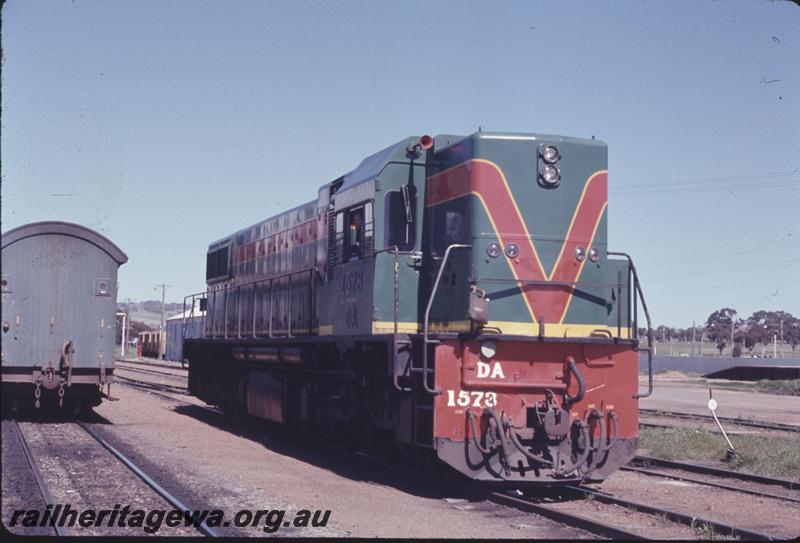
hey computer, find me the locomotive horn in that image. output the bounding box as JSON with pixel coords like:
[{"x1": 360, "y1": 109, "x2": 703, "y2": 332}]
[{"x1": 419, "y1": 134, "x2": 433, "y2": 149}]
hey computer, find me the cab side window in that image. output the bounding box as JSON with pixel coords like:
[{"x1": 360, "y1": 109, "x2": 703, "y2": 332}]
[
  {"x1": 347, "y1": 207, "x2": 365, "y2": 260},
  {"x1": 384, "y1": 185, "x2": 417, "y2": 251},
  {"x1": 334, "y1": 202, "x2": 374, "y2": 264}
]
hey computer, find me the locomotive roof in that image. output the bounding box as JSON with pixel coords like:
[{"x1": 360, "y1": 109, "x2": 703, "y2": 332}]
[
  {"x1": 1, "y1": 220, "x2": 129, "y2": 264},
  {"x1": 206, "y1": 131, "x2": 607, "y2": 250},
  {"x1": 338, "y1": 137, "x2": 416, "y2": 193},
  {"x1": 206, "y1": 137, "x2": 416, "y2": 250}
]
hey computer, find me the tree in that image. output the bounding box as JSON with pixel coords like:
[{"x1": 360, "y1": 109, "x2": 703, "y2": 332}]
[
  {"x1": 705, "y1": 308, "x2": 739, "y2": 356},
  {"x1": 781, "y1": 315, "x2": 800, "y2": 354},
  {"x1": 744, "y1": 310, "x2": 796, "y2": 355}
]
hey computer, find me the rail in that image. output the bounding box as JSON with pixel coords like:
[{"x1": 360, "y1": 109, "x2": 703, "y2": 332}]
[
  {"x1": 12, "y1": 421, "x2": 71, "y2": 536},
  {"x1": 622, "y1": 464, "x2": 800, "y2": 504},
  {"x1": 77, "y1": 421, "x2": 219, "y2": 537},
  {"x1": 564, "y1": 485, "x2": 772, "y2": 540}
]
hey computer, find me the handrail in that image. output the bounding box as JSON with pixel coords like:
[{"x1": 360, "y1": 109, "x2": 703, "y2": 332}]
[
  {"x1": 421, "y1": 243, "x2": 471, "y2": 394},
  {"x1": 182, "y1": 292, "x2": 206, "y2": 338},
  {"x1": 474, "y1": 276, "x2": 620, "y2": 288},
  {"x1": 183, "y1": 266, "x2": 322, "y2": 341},
  {"x1": 607, "y1": 251, "x2": 654, "y2": 399},
  {"x1": 376, "y1": 245, "x2": 414, "y2": 392}
]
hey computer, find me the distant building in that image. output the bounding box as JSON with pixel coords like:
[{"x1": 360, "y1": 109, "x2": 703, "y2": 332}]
[{"x1": 164, "y1": 303, "x2": 206, "y2": 362}]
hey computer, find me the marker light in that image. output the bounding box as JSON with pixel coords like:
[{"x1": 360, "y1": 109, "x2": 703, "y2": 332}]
[
  {"x1": 541, "y1": 145, "x2": 560, "y2": 164},
  {"x1": 589, "y1": 248, "x2": 600, "y2": 262},
  {"x1": 575, "y1": 246, "x2": 586, "y2": 261}
]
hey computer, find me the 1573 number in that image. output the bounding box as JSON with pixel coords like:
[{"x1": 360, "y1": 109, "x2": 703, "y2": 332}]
[{"x1": 445, "y1": 390, "x2": 497, "y2": 408}]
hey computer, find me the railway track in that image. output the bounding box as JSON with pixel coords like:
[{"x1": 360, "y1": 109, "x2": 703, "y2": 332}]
[
  {"x1": 10, "y1": 419, "x2": 218, "y2": 537},
  {"x1": 486, "y1": 489, "x2": 650, "y2": 539},
  {"x1": 639, "y1": 408, "x2": 800, "y2": 433},
  {"x1": 114, "y1": 374, "x2": 188, "y2": 395},
  {"x1": 120, "y1": 379, "x2": 787, "y2": 540},
  {"x1": 121, "y1": 357, "x2": 187, "y2": 371},
  {"x1": 115, "y1": 363, "x2": 188, "y2": 380},
  {"x1": 12, "y1": 421, "x2": 70, "y2": 536},
  {"x1": 630, "y1": 455, "x2": 800, "y2": 493},
  {"x1": 560, "y1": 485, "x2": 773, "y2": 540},
  {"x1": 75, "y1": 421, "x2": 218, "y2": 536}
]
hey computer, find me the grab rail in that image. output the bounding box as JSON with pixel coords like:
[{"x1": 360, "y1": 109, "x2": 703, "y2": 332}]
[
  {"x1": 420, "y1": 243, "x2": 471, "y2": 394},
  {"x1": 607, "y1": 251, "x2": 653, "y2": 399}
]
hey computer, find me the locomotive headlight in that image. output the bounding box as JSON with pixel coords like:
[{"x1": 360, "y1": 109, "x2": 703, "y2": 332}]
[
  {"x1": 486, "y1": 242, "x2": 501, "y2": 258},
  {"x1": 575, "y1": 246, "x2": 586, "y2": 261},
  {"x1": 481, "y1": 340, "x2": 497, "y2": 359},
  {"x1": 541, "y1": 165, "x2": 561, "y2": 185},
  {"x1": 541, "y1": 145, "x2": 560, "y2": 164},
  {"x1": 589, "y1": 247, "x2": 600, "y2": 262}
]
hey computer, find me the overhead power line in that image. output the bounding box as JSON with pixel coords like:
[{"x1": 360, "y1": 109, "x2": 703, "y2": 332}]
[
  {"x1": 641, "y1": 240, "x2": 800, "y2": 271},
  {"x1": 613, "y1": 169, "x2": 798, "y2": 189},
  {"x1": 610, "y1": 169, "x2": 800, "y2": 196},
  {"x1": 643, "y1": 257, "x2": 800, "y2": 281}
]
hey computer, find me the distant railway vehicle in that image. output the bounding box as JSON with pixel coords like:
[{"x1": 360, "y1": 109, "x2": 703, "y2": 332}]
[
  {"x1": 138, "y1": 330, "x2": 165, "y2": 359},
  {"x1": 184, "y1": 131, "x2": 653, "y2": 485},
  {"x1": 1, "y1": 221, "x2": 128, "y2": 411}
]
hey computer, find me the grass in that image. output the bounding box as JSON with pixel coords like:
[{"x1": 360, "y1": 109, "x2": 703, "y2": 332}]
[
  {"x1": 692, "y1": 520, "x2": 741, "y2": 541},
  {"x1": 753, "y1": 379, "x2": 800, "y2": 396},
  {"x1": 639, "y1": 426, "x2": 800, "y2": 479}
]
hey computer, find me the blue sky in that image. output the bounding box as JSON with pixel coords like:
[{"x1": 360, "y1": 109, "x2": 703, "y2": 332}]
[{"x1": 2, "y1": 0, "x2": 798, "y2": 327}]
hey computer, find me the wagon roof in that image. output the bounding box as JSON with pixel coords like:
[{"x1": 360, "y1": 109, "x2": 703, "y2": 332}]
[{"x1": 1, "y1": 221, "x2": 128, "y2": 264}]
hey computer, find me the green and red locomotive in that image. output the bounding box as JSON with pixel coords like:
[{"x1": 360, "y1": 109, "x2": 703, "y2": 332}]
[{"x1": 184, "y1": 131, "x2": 653, "y2": 485}]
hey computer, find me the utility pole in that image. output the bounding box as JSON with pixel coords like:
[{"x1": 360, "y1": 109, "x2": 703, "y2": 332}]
[
  {"x1": 154, "y1": 283, "x2": 172, "y2": 359},
  {"x1": 692, "y1": 321, "x2": 696, "y2": 356},
  {"x1": 116, "y1": 312, "x2": 127, "y2": 357},
  {"x1": 780, "y1": 319, "x2": 784, "y2": 359},
  {"x1": 730, "y1": 319, "x2": 735, "y2": 357}
]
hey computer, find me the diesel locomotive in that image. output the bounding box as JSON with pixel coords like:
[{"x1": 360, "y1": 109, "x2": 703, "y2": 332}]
[
  {"x1": 1, "y1": 221, "x2": 128, "y2": 412},
  {"x1": 184, "y1": 131, "x2": 653, "y2": 485}
]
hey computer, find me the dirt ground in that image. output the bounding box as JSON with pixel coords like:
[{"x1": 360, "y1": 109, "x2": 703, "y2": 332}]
[
  {"x1": 597, "y1": 470, "x2": 799, "y2": 539},
  {"x1": 85, "y1": 385, "x2": 591, "y2": 538}
]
